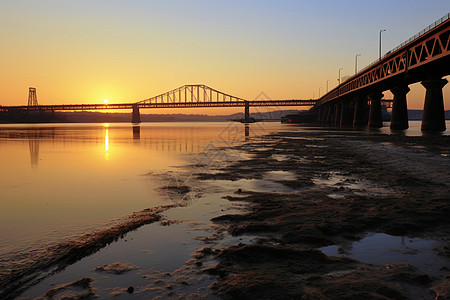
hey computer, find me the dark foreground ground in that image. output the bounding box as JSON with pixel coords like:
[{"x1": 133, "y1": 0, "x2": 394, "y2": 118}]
[{"x1": 193, "y1": 129, "x2": 450, "y2": 299}]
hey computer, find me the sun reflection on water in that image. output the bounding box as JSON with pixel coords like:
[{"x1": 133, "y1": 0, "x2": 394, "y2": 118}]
[{"x1": 104, "y1": 124, "x2": 110, "y2": 159}]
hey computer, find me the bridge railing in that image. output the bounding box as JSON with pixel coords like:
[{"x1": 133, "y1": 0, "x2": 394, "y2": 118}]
[
  {"x1": 388, "y1": 13, "x2": 449, "y2": 56},
  {"x1": 354, "y1": 12, "x2": 450, "y2": 82},
  {"x1": 314, "y1": 12, "x2": 450, "y2": 108}
]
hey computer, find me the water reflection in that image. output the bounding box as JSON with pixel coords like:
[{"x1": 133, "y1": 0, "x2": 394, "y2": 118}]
[
  {"x1": 28, "y1": 139, "x2": 39, "y2": 167},
  {"x1": 104, "y1": 126, "x2": 109, "y2": 160},
  {"x1": 245, "y1": 124, "x2": 249, "y2": 141},
  {"x1": 0, "y1": 122, "x2": 285, "y2": 291},
  {"x1": 133, "y1": 126, "x2": 141, "y2": 140}
]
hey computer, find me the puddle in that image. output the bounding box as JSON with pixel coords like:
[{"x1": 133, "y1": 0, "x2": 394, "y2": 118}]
[
  {"x1": 313, "y1": 172, "x2": 394, "y2": 197},
  {"x1": 320, "y1": 233, "x2": 449, "y2": 275},
  {"x1": 232, "y1": 151, "x2": 255, "y2": 161},
  {"x1": 271, "y1": 154, "x2": 291, "y2": 161},
  {"x1": 305, "y1": 144, "x2": 328, "y2": 148},
  {"x1": 296, "y1": 157, "x2": 310, "y2": 164},
  {"x1": 204, "y1": 178, "x2": 299, "y2": 194},
  {"x1": 264, "y1": 171, "x2": 297, "y2": 181},
  {"x1": 327, "y1": 193, "x2": 346, "y2": 199},
  {"x1": 282, "y1": 137, "x2": 324, "y2": 141},
  {"x1": 251, "y1": 147, "x2": 274, "y2": 152},
  {"x1": 271, "y1": 154, "x2": 310, "y2": 164}
]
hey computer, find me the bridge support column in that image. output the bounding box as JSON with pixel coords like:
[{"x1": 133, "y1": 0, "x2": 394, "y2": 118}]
[
  {"x1": 353, "y1": 96, "x2": 368, "y2": 127},
  {"x1": 325, "y1": 105, "x2": 334, "y2": 124},
  {"x1": 368, "y1": 92, "x2": 383, "y2": 128},
  {"x1": 132, "y1": 104, "x2": 141, "y2": 124},
  {"x1": 334, "y1": 104, "x2": 341, "y2": 126},
  {"x1": 421, "y1": 78, "x2": 447, "y2": 131},
  {"x1": 321, "y1": 106, "x2": 329, "y2": 124},
  {"x1": 244, "y1": 101, "x2": 250, "y2": 123},
  {"x1": 390, "y1": 85, "x2": 410, "y2": 130},
  {"x1": 317, "y1": 108, "x2": 323, "y2": 123},
  {"x1": 340, "y1": 101, "x2": 353, "y2": 127}
]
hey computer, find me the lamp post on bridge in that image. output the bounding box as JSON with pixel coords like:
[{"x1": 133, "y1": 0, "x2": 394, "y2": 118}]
[
  {"x1": 355, "y1": 54, "x2": 361, "y2": 74},
  {"x1": 326, "y1": 79, "x2": 330, "y2": 93},
  {"x1": 379, "y1": 29, "x2": 386, "y2": 60},
  {"x1": 338, "y1": 68, "x2": 343, "y2": 85}
]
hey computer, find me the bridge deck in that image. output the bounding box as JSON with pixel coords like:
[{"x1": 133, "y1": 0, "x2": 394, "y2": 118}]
[
  {"x1": 315, "y1": 13, "x2": 450, "y2": 108},
  {"x1": 0, "y1": 99, "x2": 316, "y2": 112}
]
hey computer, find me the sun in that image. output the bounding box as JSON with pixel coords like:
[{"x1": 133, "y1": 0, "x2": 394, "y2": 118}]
[{"x1": 103, "y1": 99, "x2": 109, "y2": 104}]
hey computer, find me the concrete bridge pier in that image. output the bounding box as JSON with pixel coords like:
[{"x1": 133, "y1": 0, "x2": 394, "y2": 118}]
[
  {"x1": 390, "y1": 85, "x2": 410, "y2": 130},
  {"x1": 326, "y1": 104, "x2": 334, "y2": 124},
  {"x1": 321, "y1": 105, "x2": 329, "y2": 123},
  {"x1": 132, "y1": 104, "x2": 141, "y2": 124},
  {"x1": 334, "y1": 104, "x2": 341, "y2": 126},
  {"x1": 353, "y1": 95, "x2": 368, "y2": 127},
  {"x1": 340, "y1": 101, "x2": 354, "y2": 127},
  {"x1": 421, "y1": 78, "x2": 447, "y2": 131},
  {"x1": 368, "y1": 92, "x2": 383, "y2": 128},
  {"x1": 244, "y1": 101, "x2": 250, "y2": 123},
  {"x1": 317, "y1": 108, "x2": 323, "y2": 123}
]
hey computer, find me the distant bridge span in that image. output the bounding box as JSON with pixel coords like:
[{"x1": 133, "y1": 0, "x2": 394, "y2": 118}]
[{"x1": 0, "y1": 84, "x2": 315, "y2": 123}]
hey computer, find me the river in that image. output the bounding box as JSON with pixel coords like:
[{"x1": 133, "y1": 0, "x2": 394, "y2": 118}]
[{"x1": 0, "y1": 120, "x2": 448, "y2": 298}]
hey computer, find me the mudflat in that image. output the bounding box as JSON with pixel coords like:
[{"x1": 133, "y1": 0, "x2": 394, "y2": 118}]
[
  {"x1": 194, "y1": 129, "x2": 450, "y2": 299},
  {"x1": 14, "y1": 128, "x2": 450, "y2": 299}
]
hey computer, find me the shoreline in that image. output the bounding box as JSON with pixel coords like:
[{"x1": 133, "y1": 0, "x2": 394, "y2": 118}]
[{"x1": 8, "y1": 126, "x2": 450, "y2": 299}]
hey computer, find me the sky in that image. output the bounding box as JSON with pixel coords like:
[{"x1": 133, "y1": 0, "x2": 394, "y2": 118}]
[{"x1": 1, "y1": 0, "x2": 449, "y2": 114}]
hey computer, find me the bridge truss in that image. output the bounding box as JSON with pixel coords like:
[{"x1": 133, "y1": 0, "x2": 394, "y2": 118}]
[
  {"x1": 138, "y1": 84, "x2": 246, "y2": 105},
  {"x1": 315, "y1": 13, "x2": 450, "y2": 107},
  {"x1": 0, "y1": 85, "x2": 315, "y2": 112}
]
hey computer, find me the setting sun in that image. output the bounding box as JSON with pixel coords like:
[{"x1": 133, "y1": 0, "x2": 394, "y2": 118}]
[{"x1": 103, "y1": 99, "x2": 109, "y2": 104}]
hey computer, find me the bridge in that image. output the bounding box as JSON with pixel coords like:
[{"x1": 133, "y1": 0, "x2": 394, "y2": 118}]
[
  {"x1": 0, "y1": 84, "x2": 316, "y2": 124},
  {"x1": 1, "y1": 14, "x2": 449, "y2": 130},
  {"x1": 313, "y1": 13, "x2": 450, "y2": 131}
]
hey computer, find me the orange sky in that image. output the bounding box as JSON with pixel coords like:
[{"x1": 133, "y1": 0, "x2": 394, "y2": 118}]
[{"x1": 1, "y1": 1, "x2": 449, "y2": 114}]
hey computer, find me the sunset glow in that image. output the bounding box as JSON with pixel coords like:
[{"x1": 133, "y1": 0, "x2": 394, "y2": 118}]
[{"x1": 0, "y1": 1, "x2": 449, "y2": 113}]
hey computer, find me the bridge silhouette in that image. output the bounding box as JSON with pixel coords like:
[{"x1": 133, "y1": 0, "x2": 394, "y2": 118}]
[
  {"x1": 1, "y1": 14, "x2": 449, "y2": 130},
  {"x1": 0, "y1": 84, "x2": 316, "y2": 124},
  {"x1": 314, "y1": 13, "x2": 450, "y2": 131}
]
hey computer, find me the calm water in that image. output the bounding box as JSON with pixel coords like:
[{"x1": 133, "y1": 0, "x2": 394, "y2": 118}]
[
  {"x1": 0, "y1": 122, "x2": 288, "y2": 280},
  {"x1": 0, "y1": 120, "x2": 448, "y2": 294}
]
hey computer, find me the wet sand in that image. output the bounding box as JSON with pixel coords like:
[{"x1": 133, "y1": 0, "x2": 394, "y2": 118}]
[
  {"x1": 197, "y1": 129, "x2": 450, "y2": 299},
  {"x1": 9, "y1": 127, "x2": 450, "y2": 299}
]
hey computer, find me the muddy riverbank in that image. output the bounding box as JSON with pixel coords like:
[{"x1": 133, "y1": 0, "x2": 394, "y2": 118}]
[
  {"x1": 195, "y1": 129, "x2": 450, "y2": 299},
  {"x1": 11, "y1": 127, "x2": 450, "y2": 299}
]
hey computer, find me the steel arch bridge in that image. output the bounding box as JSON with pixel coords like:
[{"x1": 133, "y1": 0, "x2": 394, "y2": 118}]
[
  {"x1": 0, "y1": 84, "x2": 316, "y2": 123},
  {"x1": 138, "y1": 84, "x2": 246, "y2": 105},
  {"x1": 0, "y1": 84, "x2": 315, "y2": 111}
]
